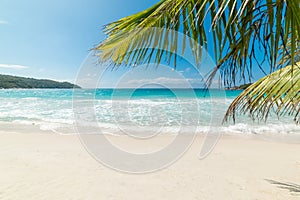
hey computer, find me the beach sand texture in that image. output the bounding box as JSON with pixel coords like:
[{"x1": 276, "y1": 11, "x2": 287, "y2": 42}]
[{"x1": 0, "y1": 126, "x2": 299, "y2": 200}]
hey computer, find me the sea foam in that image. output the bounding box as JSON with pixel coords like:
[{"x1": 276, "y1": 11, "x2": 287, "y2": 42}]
[{"x1": 0, "y1": 89, "x2": 299, "y2": 135}]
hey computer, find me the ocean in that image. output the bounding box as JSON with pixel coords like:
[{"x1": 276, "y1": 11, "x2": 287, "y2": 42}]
[{"x1": 0, "y1": 88, "x2": 299, "y2": 135}]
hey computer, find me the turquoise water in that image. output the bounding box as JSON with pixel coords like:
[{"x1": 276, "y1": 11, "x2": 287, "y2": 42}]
[{"x1": 0, "y1": 89, "x2": 299, "y2": 134}]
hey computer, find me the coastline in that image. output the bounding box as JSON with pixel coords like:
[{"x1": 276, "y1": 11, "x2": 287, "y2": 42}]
[{"x1": 0, "y1": 124, "x2": 299, "y2": 199}]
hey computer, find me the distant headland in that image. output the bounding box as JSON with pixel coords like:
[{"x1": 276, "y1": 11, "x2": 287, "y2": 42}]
[
  {"x1": 0, "y1": 74, "x2": 81, "y2": 89},
  {"x1": 225, "y1": 83, "x2": 252, "y2": 90}
]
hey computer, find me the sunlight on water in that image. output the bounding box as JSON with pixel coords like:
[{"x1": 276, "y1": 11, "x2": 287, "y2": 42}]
[{"x1": 0, "y1": 89, "x2": 299, "y2": 135}]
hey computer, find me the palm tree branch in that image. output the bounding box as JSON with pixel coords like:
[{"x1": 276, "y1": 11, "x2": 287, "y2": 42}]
[
  {"x1": 96, "y1": 0, "x2": 300, "y2": 87},
  {"x1": 224, "y1": 62, "x2": 300, "y2": 123}
]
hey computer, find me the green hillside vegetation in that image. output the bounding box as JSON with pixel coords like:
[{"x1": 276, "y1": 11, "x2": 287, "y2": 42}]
[
  {"x1": 0, "y1": 74, "x2": 80, "y2": 89},
  {"x1": 226, "y1": 83, "x2": 252, "y2": 90},
  {"x1": 237, "y1": 83, "x2": 252, "y2": 90}
]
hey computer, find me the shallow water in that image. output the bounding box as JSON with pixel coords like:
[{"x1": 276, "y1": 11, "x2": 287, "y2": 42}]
[{"x1": 0, "y1": 88, "x2": 299, "y2": 135}]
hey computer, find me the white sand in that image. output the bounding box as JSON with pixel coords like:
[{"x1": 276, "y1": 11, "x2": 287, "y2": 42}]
[{"x1": 0, "y1": 124, "x2": 299, "y2": 200}]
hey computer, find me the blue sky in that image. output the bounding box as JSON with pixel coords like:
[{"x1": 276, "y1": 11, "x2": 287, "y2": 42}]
[
  {"x1": 0, "y1": 0, "x2": 158, "y2": 83},
  {"x1": 0, "y1": 0, "x2": 265, "y2": 88}
]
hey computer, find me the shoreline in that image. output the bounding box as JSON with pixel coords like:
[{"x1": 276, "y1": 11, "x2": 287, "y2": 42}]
[
  {"x1": 1, "y1": 121, "x2": 300, "y2": 143},
  {"x1": 0, "y1": 124, "x2": 299, "y2": 199}
]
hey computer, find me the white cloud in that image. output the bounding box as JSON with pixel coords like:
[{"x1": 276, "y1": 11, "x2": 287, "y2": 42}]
[
  {"x1": 0, "y1": 64, "x2": 29, "y2": 69},
  {"x1": 125, "y1": 77, "x2": 204, "y2": 88},
  {"x1": 38, "y1": 68, "x2": 45, "y2": 72},
  {"x1": 185, "y1": 67, "x2": 191, "y2": 73},
  {"x1": 0, "y1": 20, "x2": 8, "y2": 25}
]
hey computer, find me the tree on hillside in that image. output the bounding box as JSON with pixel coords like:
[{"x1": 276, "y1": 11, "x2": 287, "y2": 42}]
[{"x1": 95, "y1": 0, "x2": 300, "y2": 123}]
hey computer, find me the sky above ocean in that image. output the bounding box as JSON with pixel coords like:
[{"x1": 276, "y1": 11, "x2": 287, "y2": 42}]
[{"x1": 0, "y1": 0, "x2": 268, "y2": 87}]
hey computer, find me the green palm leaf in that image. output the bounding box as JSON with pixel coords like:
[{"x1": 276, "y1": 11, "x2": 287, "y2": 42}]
[
  {"x1": 96, "y1": 0, "x2": 300, "y2": 85},
  {"x1": 224, "y1": 62, "x2": 300, "y2": 123},
  {"x1": 95, "y1": 0, "x2": 300, "y2": 123}
]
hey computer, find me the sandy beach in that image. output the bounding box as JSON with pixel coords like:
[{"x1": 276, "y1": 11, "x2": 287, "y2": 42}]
[
  {"x1": 1, "y1": 0, "x2": 300, "y2": 199},
  {"x1": 0, "y1": 124, "x2": 299, "y2": 200}
]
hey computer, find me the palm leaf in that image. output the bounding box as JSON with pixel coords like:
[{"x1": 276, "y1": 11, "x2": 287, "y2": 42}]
[
  {"x1": 95, "y1": 0, "x2": 300, "y2": 122},
  {"x1": 96, "y1": 0, "x2": 300, "y2": 87},
  {"x1": 224, "y1": 62, "x2": 300, "y2": 124}
]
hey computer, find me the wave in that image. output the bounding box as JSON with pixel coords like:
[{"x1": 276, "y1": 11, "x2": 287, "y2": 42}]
[
  {"x1": 7, "y1": 119, "x2": 300, "y2": 136},
  {"x1": 0, "y1": 89, "x2": 299, "y2": 136}
]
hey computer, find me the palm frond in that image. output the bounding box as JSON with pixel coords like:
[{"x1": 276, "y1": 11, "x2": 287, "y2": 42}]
[
  {"x1": 95, "y1": 0, "x2": 300, "y2": 123},
  {"x1": 96, "y1": 0, "x2": 300, "y2": 87},
  {"x1": 224, "y1": 62, "x2": 300, "y2": 124}
]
